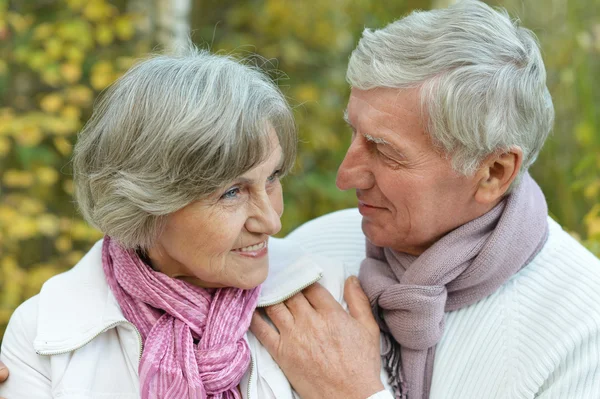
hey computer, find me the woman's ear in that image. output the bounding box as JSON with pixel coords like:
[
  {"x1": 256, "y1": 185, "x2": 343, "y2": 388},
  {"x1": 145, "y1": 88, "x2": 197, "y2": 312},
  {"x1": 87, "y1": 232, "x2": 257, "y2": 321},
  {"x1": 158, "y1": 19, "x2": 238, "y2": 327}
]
[{"x1": 474, "y1": 147, "x2": 523, "y2": 205}]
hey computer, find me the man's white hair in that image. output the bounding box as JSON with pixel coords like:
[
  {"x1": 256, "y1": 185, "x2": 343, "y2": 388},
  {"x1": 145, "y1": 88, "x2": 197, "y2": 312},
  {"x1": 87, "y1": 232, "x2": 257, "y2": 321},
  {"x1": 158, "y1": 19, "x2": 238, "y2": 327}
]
[
  {"x1": 347, "y1": 0, "x2": 554, "y2": 186},
  {"x1": 73, "y1": 45, "x2": 296, "y2": 249}
]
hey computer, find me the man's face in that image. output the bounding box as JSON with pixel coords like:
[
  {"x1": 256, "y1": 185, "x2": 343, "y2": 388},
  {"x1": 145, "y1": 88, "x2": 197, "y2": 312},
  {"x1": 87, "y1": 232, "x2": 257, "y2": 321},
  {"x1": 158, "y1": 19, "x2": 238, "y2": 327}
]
[{"x1": 337, "y1": 87, "x2": 483, "y2": 255}]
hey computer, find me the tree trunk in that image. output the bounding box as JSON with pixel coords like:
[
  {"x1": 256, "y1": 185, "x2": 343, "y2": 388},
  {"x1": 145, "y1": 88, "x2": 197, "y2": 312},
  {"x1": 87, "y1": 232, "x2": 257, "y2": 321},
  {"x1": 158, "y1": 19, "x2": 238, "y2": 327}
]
[{"x1": 156, "y1": 0, "x2": 192, "y2": 51}]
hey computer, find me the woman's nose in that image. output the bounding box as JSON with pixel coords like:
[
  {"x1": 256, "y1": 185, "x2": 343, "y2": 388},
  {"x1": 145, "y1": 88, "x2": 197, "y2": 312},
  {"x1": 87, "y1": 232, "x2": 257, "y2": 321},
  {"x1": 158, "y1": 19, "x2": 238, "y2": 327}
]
[{"x1": 246, "y1": 192, "x2": 282, "y2": 236}]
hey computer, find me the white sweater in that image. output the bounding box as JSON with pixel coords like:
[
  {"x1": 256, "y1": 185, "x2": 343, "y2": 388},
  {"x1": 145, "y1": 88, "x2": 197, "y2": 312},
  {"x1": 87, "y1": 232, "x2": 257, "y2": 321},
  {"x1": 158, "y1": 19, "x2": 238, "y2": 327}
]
[{"x1": 287, "y1": 208, "x2": 600, "y2": 399}]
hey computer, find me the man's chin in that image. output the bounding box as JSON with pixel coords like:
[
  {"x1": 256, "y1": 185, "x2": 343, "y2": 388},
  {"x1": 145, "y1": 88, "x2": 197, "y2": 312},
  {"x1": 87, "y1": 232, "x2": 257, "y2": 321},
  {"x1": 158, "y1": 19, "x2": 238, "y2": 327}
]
[{"x1": 361, "y1": 219, "x2": 387, "y2": 247}]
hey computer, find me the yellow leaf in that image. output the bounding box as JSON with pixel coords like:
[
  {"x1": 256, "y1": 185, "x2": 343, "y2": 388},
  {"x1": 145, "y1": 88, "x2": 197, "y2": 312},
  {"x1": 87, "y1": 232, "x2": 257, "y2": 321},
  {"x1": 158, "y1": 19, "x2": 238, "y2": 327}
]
[
  {"x1": 584, "y1": 180, "x2": 600, "y2": 200},
  {"x1": 7, "y1": 12, "x2": 32, "y2": 33},
  {"x1": 63, "y1": 179, "x2": 74, "y2": 195},
  {"x1": 61, "y1": 105, "x2": 81, "y2": 121},
  {"x1": 585, "y1": 205, "x2": 600, "y2": 238},
  {"x1": 33, "y1": 23, "x2": 54, "y2": 41},
  {"x1": 15, "y1": 124, "x2": 44, "y2": 147},
  {"x1": 116, "y1": 56, "x2": 137, "y2": 71},
  {"x1": 44, "y1": 38, "x2": 64, "y2": 60},
  {"x1": 1, "y1": 256, "x2": 25, "y2": 308},
  {"x1": 18, "y1": 197, "x2": 45, "y2": 215},
  {"x1": 37, "y1": 214, "x2": 60, "y2": 236},
  {"x1": 66, "y1": 251, "x2": 85, "y2": 266},
  {"x1": 59, "y1": 217, "x2": 72, "y2": 232},
  {"x1": 115, "y1": 17, "x2": 135, "y2": 41},
  {"x1": 0, "y1": 136, "x2": 10, "y2": 156},
  {"x1": 3, "y1": 170, "x2": 34, "y2": 188},
  {"x1": 83, "y1": 1, "x2": 113, "y2": 22},
  {"x1": 588, "y1": 217, "x2": 600, "y2": 238},
  {"x1": 28, "y1": 52, "x2": 49, "y2": 71},
  {"x1": 53, "y1": 137, "x2": 72, "y2": 156},
  {"x1": 67, "y1": 0, "x2": 86, "y2": 11},
  {"x1": 64, "y1": 45, "x2": 85, "y2": 63},
  {"x1": 60, "y1": 63, "x2": 82, "y2": 84},
  {"x1": 41, "y1": 68, "x2": 62, "y2": 87},
  {"x1": 91, "y1": 61, "x2": 115, "y2": 90},
  {"x1": 0, "y1": 205, "x2": 18, "y2": 224},
  {"x1": 40, "y1": 93, "x2": 64, "y2": 113},
  {"x1": 96, "y1": 24, "x2": 114, "y2": 46},
  {"x1": 66, "y1": 85, "x2": 93, "y2": 106},
  {"x1": 7, "y1": 217, "x2": 37, "y2": 240},
  {"x1": 575, "y1": 122, "x2": 594, "y2": 146},
  {"x1": 295, "y1": 84, "x2": 320, "y2": 103},
  {"x1": 55, "y1": 236, "x2": 73, "y2": 253},
  {"x1": 36, "y1": 167, "x2": 59, "y2": 186}
]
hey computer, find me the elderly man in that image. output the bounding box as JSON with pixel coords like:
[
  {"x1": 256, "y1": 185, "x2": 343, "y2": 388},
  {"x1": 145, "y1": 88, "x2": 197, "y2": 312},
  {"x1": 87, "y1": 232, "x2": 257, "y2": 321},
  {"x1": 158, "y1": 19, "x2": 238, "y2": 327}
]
[{"x1": 250, "y1": 1, "x2": 600, "y2": 399}]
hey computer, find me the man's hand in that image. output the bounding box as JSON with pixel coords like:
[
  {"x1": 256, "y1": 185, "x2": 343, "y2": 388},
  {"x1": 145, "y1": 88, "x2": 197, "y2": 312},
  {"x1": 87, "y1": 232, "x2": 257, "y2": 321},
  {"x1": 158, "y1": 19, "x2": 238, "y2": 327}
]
[{"x1": 250, "y1": 276, "x2": 384, "y2": 399}]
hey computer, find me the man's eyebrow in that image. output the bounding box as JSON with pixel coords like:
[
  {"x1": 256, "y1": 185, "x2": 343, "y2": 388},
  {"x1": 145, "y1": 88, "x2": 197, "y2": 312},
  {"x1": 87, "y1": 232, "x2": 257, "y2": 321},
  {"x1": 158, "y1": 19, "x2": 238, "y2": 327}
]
[
  {"x1": 343, "y1": 109, "x2": 401, "y2": 153},
  {"x1": 364, "y1": 133, "x2": 390, "y2": 145}
]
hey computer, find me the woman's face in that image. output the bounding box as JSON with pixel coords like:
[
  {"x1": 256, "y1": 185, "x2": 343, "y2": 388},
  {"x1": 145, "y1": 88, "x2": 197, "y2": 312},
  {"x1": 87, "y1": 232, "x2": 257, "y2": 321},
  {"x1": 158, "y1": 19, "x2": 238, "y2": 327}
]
[{"x1": 148, "y1": 130, "x2": 284, "y2": 289}]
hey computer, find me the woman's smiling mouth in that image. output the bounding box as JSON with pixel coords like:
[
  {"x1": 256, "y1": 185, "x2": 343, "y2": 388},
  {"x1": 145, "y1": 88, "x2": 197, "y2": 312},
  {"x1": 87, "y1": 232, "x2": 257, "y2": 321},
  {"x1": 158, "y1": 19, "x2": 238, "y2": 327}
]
[{"x1": 232, "y1": 241, "x2": 268, "y2": 257}]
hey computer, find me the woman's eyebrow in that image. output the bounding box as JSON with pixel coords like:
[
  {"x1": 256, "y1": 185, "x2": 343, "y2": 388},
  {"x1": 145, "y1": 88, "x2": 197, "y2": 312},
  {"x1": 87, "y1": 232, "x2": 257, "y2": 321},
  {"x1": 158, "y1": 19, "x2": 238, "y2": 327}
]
[{"x1": 235, "y1": 153, "x2": 285, "y2": 185}]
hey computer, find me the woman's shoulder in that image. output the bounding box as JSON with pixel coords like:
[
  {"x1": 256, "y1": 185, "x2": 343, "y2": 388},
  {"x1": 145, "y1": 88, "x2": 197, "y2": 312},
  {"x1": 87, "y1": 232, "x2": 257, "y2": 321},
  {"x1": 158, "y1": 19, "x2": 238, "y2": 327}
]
[
  {"x1": 2, "y1": 294, "x2": 41, "y2": 345},
  {"x1": 0, "y1": 294, "x2": 53, "y2": 397},
  {"x1": 263, "y1": 237, "x2": 348, "y2": 306}
]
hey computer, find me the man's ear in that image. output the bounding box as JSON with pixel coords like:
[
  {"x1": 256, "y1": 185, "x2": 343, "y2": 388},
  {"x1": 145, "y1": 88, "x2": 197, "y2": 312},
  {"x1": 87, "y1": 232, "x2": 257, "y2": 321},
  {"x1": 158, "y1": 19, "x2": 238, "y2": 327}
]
[{"x1": 474, "y1": 147, "x2": 523, "y2": 205}]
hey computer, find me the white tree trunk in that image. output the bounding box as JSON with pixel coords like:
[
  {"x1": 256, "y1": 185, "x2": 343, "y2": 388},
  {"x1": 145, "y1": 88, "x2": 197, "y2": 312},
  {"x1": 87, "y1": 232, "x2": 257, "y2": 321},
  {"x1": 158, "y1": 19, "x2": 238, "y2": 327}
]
[
  {"x1": 156, "y1": 0, "x2": 192, "y2": 51},
  {"x1": 128, "y1": 0, "x2": 153, "y2": 37},
  {"x1": 432, "y1": 0, "x2": 459, "y2": 8}
]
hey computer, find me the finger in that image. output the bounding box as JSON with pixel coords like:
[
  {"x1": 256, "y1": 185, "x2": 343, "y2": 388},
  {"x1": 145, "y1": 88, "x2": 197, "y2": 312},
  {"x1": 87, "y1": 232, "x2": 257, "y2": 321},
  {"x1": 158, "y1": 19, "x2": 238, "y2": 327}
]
[
  {"x1": 250, "y1": 311, "x2": 281, "y2": 358},
  {"x1": 302, "y1": 282, "x2": 343, "y2": 312},
  {"x1": 0, "y1": 361, "x2": 8, "y2": 381},
  {"x1": 344, "y1": 276, "x2": 379, "y2": 336},
  {"x1": 283, "y1": 291, "x2": 313, "y2": 315},
  {"x1": 263, "y1": 302, "x2": 294, "y2": 330}
]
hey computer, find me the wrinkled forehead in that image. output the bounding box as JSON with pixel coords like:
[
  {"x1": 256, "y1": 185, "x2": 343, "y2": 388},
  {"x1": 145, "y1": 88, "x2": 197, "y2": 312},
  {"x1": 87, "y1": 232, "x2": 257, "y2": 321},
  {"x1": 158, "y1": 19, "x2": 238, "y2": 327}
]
[{"x1": 346, "y1": 87, "x2": 423, "y2": 131}]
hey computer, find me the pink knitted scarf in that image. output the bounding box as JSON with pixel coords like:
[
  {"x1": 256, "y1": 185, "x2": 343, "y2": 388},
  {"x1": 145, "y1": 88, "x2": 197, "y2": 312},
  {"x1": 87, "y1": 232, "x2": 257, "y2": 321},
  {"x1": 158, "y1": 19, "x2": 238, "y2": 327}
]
[
  {"x1": 102, "y1": 236, "x2": 260, "y2": 399},
  {"x1": 359, "y1": 173, "x2": 548, "y2": 399}
]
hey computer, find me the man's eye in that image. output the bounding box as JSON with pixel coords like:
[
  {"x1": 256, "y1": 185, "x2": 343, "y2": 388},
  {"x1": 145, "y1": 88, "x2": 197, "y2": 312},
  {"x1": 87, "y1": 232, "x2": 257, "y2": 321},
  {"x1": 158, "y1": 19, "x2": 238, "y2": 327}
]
[{"x1": 221, "y1": 187, "x2": 240, "y2": 199}]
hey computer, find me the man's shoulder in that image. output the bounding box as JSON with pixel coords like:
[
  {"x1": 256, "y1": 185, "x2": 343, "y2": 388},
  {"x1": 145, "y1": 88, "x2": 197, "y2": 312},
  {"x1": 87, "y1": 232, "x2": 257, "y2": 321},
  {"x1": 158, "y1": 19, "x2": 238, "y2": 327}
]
[
  {"x1": 528, "y1": 216, "x2": 600, "y2": 281},
  {"x1": 507, "y1": 216, "x2": 600, "y2": 332},
  {"x1": 286, "y1": 208, "x2": 366, "y2": 272}
]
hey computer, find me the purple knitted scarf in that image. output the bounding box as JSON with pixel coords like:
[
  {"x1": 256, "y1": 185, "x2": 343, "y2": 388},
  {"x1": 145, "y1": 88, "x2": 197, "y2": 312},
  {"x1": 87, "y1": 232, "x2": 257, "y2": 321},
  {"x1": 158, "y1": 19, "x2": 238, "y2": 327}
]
[
  {"x1": 359, "y1": 173, "x2": 548, "y2": 399},
  {"x1": 102, "y1": 236, "x2": 260, "y2": 399}
]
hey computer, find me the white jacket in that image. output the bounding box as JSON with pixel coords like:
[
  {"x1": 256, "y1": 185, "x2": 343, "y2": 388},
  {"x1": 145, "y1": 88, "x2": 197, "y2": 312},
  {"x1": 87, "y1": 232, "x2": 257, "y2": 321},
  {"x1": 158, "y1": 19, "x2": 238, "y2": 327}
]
[{"x1": 0, "y1": 235, "x2": 392, "y2": 399}]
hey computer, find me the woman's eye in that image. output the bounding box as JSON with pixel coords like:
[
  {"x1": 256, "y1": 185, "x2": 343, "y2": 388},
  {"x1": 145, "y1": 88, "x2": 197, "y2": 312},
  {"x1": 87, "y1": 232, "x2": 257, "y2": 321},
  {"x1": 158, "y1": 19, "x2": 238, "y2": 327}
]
[
  {"x1": 221, "y1": 187, "x2": 240, "y2": 200},
  {"x1": 267, "y1": 170, "x2": 281, "y2": 183}
]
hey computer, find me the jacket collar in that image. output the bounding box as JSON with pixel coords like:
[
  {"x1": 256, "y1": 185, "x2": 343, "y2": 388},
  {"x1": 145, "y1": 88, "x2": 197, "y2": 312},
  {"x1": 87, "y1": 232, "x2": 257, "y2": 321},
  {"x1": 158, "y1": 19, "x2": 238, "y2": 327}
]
[{"x1": 34, "y1": 237, "x2": 322, "y2": 354}]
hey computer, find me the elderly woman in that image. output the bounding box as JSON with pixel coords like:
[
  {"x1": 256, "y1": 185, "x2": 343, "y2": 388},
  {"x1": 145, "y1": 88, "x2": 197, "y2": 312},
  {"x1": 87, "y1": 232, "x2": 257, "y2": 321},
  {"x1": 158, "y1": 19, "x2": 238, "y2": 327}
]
[{"x1": 0, "y1": 47, "x2": 387, "y2": 399}]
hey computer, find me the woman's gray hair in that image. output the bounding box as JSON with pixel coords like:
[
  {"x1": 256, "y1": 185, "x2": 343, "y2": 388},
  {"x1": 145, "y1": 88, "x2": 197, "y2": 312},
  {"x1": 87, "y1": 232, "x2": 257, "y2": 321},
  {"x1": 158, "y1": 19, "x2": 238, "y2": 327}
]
[
  {"x1": 73, "y1": 45, "x2": 296, "y2": 249},
  {"x1": 347, "y1": 0, "x2": 554, "y2": 186}
]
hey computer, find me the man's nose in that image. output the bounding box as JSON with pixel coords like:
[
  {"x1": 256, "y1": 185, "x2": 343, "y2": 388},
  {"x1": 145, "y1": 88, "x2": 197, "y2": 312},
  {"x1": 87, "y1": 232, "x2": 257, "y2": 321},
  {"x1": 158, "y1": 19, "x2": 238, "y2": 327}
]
[{"x1": 336, "y1": 135, "x2": 373, "y2": 191}]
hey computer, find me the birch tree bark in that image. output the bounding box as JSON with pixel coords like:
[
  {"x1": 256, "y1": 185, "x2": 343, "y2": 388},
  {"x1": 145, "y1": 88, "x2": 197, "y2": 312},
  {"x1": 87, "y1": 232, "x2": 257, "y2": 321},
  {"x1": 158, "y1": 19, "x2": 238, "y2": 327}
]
[
  {"x1": 432, "y1": 0, "x2": 459, "y2": 8},
  {"x1": 128, "y1": 0, "x2": 192, "y2": 51},
  {"x1": 156, "y1": 0, "x2": 192, "y2": 51}
]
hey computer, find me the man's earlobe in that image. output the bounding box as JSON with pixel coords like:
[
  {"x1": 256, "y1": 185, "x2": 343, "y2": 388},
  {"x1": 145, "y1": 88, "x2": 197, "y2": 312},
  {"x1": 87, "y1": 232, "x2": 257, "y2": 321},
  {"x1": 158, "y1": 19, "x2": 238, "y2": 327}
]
[{"x1": 474, "y1": 148, "x2": 523, "y2": 205}]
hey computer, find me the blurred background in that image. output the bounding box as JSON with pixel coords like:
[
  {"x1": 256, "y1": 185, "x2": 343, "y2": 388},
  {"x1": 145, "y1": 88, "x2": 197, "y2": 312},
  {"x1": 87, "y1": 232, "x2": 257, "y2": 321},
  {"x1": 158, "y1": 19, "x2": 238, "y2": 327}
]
[{"x1": 0, "y1": 0, "x2": 598, "y2": 339}]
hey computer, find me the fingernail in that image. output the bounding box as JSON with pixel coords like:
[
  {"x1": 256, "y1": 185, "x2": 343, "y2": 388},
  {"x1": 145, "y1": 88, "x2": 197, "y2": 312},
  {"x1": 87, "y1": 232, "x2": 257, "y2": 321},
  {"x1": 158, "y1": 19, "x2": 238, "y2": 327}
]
[{"x1": 348, "y1": 276, "x2": 360, "y2": 285}]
